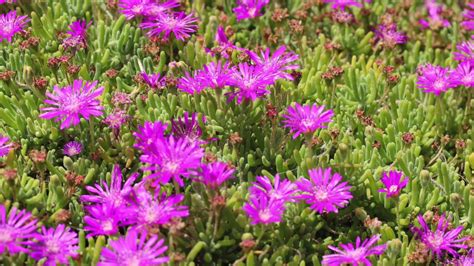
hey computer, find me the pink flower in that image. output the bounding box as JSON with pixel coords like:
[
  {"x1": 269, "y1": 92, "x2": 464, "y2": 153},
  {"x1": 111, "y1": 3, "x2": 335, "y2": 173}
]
[
  {"x1": 133, "y1": 121, "x2": 168, "y2": 153},
  {"x1": 243, "y1": 195, "x2": 286, "y2": 225},
  {"x1": 141, "y1": 12, "x2": 198, "y2": 41},
  {"x1": 282, "y1": 103, "x2": 334, "y2": 139},
  {"x1": 0, "y1": 205, "x2": 37, "y2": 255},
  {"x1": 0, "y1": 11, "x2": 29, "y2": 42},
  {"x1": 193, "y1": 162, "x2": 235, "y2": 188},
  {"x1": 39, "y1": 80, "x2": 104, "y2": 130},
  {"x1": 247, "y1": 45, "x2": 299, "y2": 82},
  {"x1": 63, "y1": 141, "x2": 82, "y2": 156},
  {"x1": 416, "y1": 64, "x2": 456, "y2": 95},
  {"x1": 374, "y1": 23, "x2": 407, "y2": 47},
  {"x1": 419, "y1": 0, "x2": 450, "y2": 29},
  {"x1": 249, "y1": 175, "x2": 297, "y2": 203},
  {"x1": 233, "y1": 0, "x2": 270, "y2": 21},
  {"x1": 450, "y1": 61, "x2": 474, "y2": 88},
  {"x1": 462, "y1": 3, "x2": 474, "y2": 31},
  {"x1": 296, "y1": 168, "x2": 352, "y2": 214},
  {"x1": 177, "y1": 71, "x2": 208, "y2": 95},
  {"x1": 62, "y1": 20, "x2": 91, "y2": 48},
  {"x1": 171, "y1": 112, "x2": 205, "y2": 142},
  {"x1": 453, "y1": 41, "x2": 474, "y2": 63},
  {"x1": 0, "y1": 135, "x2": 11, "y2": 157},
  {"x1": 141, "y1": 72, "x2": 166, "y2": 90},
  {"x1": 199, "y1": 61, "x2": 233, "y2": 89},
  {"x1": 324, "y1": 0, "x2": 363, "y2": 10},
  {"x1": 84, "y1": 204, "x2": 120, "y2": 237},
  {"x1": 378, "y1": 170, "x2": 408, "y2": 198},
  {"x1": 118, "y1": 0, "x2": 179, "y2": 20},
  {"x1": 226, "y1": 63, "x2": 274, "y2": 103},
  {"x1": 322, "y1": 234, "x2": 387, "y2": 266}
]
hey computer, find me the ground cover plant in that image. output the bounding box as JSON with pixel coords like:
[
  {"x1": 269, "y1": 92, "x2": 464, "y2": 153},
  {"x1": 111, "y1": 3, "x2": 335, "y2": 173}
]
[{"x1": 0, "y1": 0, "x2": 473, "y2": 265}]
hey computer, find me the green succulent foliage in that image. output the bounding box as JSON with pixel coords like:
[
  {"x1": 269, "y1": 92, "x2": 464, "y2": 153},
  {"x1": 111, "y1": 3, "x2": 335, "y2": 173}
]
[{"x1": 0, "y1": 0, "x2": 473, "y2": 265}]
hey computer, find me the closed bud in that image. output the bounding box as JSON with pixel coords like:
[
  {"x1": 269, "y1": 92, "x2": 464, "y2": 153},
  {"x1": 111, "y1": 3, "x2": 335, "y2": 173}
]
[
  {"x1": 354, "y1": 207, "x2": 368, "y2": 221},
  {"x1": 420, "y1": 170, "x2": 430, "y2": 186},
  {"x1": 387, "y1": 239, "x2": 402, "y2": 257},
  {"x1": 449, "y1": 193, "x2": 463, "y2": 209}
]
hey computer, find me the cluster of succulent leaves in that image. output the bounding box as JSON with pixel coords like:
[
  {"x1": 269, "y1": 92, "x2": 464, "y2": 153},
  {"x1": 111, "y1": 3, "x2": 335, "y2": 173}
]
[{"x1": 0, "y1": 0, "x2": 473, "y2": 265}]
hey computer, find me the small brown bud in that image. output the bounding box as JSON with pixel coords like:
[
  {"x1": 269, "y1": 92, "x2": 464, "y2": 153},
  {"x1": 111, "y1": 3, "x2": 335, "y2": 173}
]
[{"x1": 229, "y1": 132, "x2": 243, "y2": 145}]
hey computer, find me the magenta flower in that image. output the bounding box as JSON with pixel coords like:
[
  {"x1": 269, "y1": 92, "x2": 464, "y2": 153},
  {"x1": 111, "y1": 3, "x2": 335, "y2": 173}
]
[
  {"x1": 378, "y1": 170, "x2": 408, "y2": 198},
  {"x1": 0, "y1": 205, "x2": 37, "y2": 255},
  {"x1": 81, "y1": 165, "x2": 138, "y2": 210},
  {"x1": 193, "y1": 161, "x2": 235, "y2": 188},
  {"x1": 84, "y1": 204, "x2": 120, "y2": 237},
  {"x1": 0, "y1": 11, "x2": 29, "y2": 42},
  {"x1": 451, "y1": 250, "x2": 474, "y2": 266},
  {"x1": 450, "y1": 61, "x2": 474, "y2": 88},
  {"x1": 243, "y1": 196, "x2": 286, "y2": 225},
  {"x1": 140, "y1": 135, "x2": 204, "y2": 187},
  {"x1": 462, "y1": 4, "x2": 474, "y2": 31},
  {"x1": 0, "y1": 1, "x2": 18, "y2": 4},
  {"x1": 0, "y1": 135, "x2": 11, "y2": 157},
  {"x1": 296, "y1": 168, "x2": 353, "y2": 214},
  {"x1": 227, "y1": 63, "x2": 274, "y2": 103},
  {"x1": 63, "y1": 141, "x2": 82, "y2": 156},
  {"x1": 141, "y1": 72, "x2": 166, "y2": 90},
  {"x1": 141, "y1": 12, "x2": 198, "y2": 41},
  {"x1": 233, "y1": 0, "x2": 270, "y2": 21},
  {"x1": 133, "y1": 121, "x2": 168, "y2": 153},
  {"x1": 145, "y1": 0, "x2": 180, "y2": 17},
  {"x1": 128, "y1": 186, "x2": 189, "y2": 228},
  {"x1": 29, "y1": 224, "x2": 79, "y2": 266},
  {"x1": 453, "y1": 41, "x2": 474, "y2": 63},
  {"x1": 374, "y1": 24, "x2": 407, "y2": 48},
  {"x1": 324, "y1": 0, "x2": 363, "y2": 10},
  {"x1": 282, "y1": 103, "x2": 334, "y2": 139},
  {"x1": 419, "y1": 0, "x2": 450, "y2": 29},
  {"x1": 177, "y1": 71, "x2": 208, "y2": 95},
  {"x1": 62, "y1": 20, "x2": 91, "y2": 48},
  {"x1": 99, "y1": 229, "x2": 169, "y2": 266},
  {"x1": 249, "y1": 175, "x2": 297, "y2": 203},
  {"x1": 200, "y1": 62, "x2": 233, "y2": 89},
  {"x1": 322, "y1": 234, "x2": 387, "y2": 266},
  {"x1": 103, "y1": 109, "x2": 129, "y2": 131},
  {"x1": 39, "y1": 80, "x2": 104, "y2": 130},
  {"x1": 171, "y1": 112, "x2": 205, "y2": 142},
  {"x1": 209, "y1": 26, "x2": 241, "y2": 58},
  {"x1": 118, "y1": 0, "x2": 173, "y2": 20},
  {"x1": 247, "y1": 46, "x2": 299, "y2": 82},
  {"x1": 416, "y1": 64, "x2": 456, "y2": 95},
  {"x1": 412, "y1": 214, "x2": 467, "y2": 257}
]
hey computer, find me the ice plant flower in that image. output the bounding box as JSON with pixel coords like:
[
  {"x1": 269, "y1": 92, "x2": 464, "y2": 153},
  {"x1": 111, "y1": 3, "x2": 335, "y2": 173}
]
[
  {"x1": 118, "y1": 0, "x2": 178, "y2": 20},
  {"x1": 453, "y1": 41, "x2": 474, "y2": 63},
  {"x1": 140, "y1": 135, "x2": 204, "y2": 187},
  {"x1": 63, "y1": 141, "x2": 82, "y2": 156},
  {"x1": 374, "y1": 24, "x2": 407, "y2": 48},
  {"x1": 450, "y1": 61, "x2": 474, "y2": 88},
  {"x1": 451, "y1": 250, "x2": 474, "y2": 266},
  {"x1": 282, "y1": 103, "x2": 334, "y2": 139},
  {"x1": 462, "y1": 3, "x2": 474, "y2": 31},
  {"x1": 0, "y1": 11, "x2": 29, "y2": 42},
  {"x1": 233, "y1": 0, "x2": 270, "y2": 21},
  {"x1": 247, "y1": 46, "x2": 300, "y2": 82},
  {"x1": 200, "y1": 62, "x2": 233, "y2": 89},
  {"x1": 249, "y1": 175, "x2": 297, "y2": 202},
  {"x1": 133, "y1": 121, "x2": 168, "y2": 153},
  {"x1": 39, "y1": 80, "x2": 104, "y2": 130},
  {"x1": 140, "y1": 12, "x2": 198, "y2": 41},
  {"x1": 99, "y1": 229, "x2": 169, "y2": 265},
  {"x1": 177, "y1": 71, "x2": 208, "y2": 95},
  {"x1": 324, "y1": 0, "x2": 363, "y2": 10},
  {"x1": 29, "y1": 224, "x2": 79, "y2": 266},
  {"x1": 0, "y1": 134, "x2": 11, "y2": 157},
  {"x1": 193, "y1": 161, "x2": 235, "y2": 188},
  {"x1": 243, "y1": 196, "x2": 286, "y2": 225},
  {"x1": 378, "y1": 170, "x2": 409, "y2": 198},
  {"x1": 227, "y1": 63, "x2": 274, "y2": 103},
  {"x1": 141, "y1": 72, "x2": 166, "y2": 90},
  {"x1": 322, "y1": 234, "x2": 387, "y2": 266},
  {"x1": 411, "y1": 214, "x2": 467, "y2": 258},
  {"x1": 416, "y1": 64, "x2": 455, "y2": 95},
  {"x1": 128, "y1": 186, "x2": 189, "y2": 228},
  {"x1": 0, "y1": 205, "x2": 37, "y2": 254},
  {"x1": 171, "y1": 112, "x2": 205, "y2": 142},
  {"x1": 103, "y1": 109, "x2": 129, "y2": 131},
  {"x1": 145, "y1": 0, "x2": 180, "y2": 17},
  {"x1": 419, "y1": 0, "x2": 450, "y2": 29},
  {"x1": 296, "y1": 168, "x2": 353, "y2": 214},
  {"x1": 0, "y1": 0, "x2": 17, "y2": 4},
  {"x1": 208, "y1": 26, "x2": 241, "y2": 58},
  {"x1": 62, "y1": 20, "x2": 91, "y2": 48},
  {"x1": 84, "y1": 204, "x2": 120, "y2": 237},
  {"x1": 81, "y1": 165, "x2": 138, "y2": 210}
]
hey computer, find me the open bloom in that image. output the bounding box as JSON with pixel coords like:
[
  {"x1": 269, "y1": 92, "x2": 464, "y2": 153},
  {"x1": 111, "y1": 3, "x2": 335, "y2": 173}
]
[
  {"x1": 118, "y1": 0, "x2": 179, "y2": 20},
  {"x1": 296, "y1": 168, "x2": 352, "y2": 214},
  {"x1": 99, "y1": 229, "x2": 169, "y2": 266},
  {"x1": 63, "y1": 20, "x2": 91, "y2": 48},
  {"x1": 193, "y1": 161, "x2": 235, "y2": 188},
  {"x1": 141, "y1": 72, "x2": 166, "y2": 90},
  {"x1": 29, "y1": 224, "x2": 79, "y2": 266},
  {"x1": 324, "y1": 0, "x2": 363, "y2": 10},
  {"x1": 200, "y1": 62, "x2": 233, "y2": 89},
  {"x1": 249, "y1": 175, "x2": 297, "y2": 202},
  {"x1": 141, "y1": 12, "x2": 198, "y2": 41},
  {"x1": 0, "y1": 10, "x2": 29, "y2": 42},
  {"x1": 39, "y1": 80, "x2": 104, "y2": 129},
  {"x1": 0, "y1": 205, "x2": 37, "y2": 254},
  {"x1": 227, "y1": 63, "x2": 275, "y2": 103},
  {"x1": 419, "y1": 0, "x2": 450, "y2": 29},
  {"x1": 63, "y1": 141, "x2": 82, "y2": 156},
  {"x1": 103, "y1": 109, "x2": 129, "y2": 131},
  {"x1": 374, "y1": 23, "x2": 407, "y2": 48},
  {"x1": 84, "y1": 204, "x2": 120, "y2": 237},
  {"x1": 282, "y1": 103, "x2": 334, "y2": 139},
  {"x1": 453, "y1": 41, "x2": 474, "y2": 64},
  {"x1": 233, "y1": 0, "x2": 270, "y2": 20},
  {"x1": 243, "y1": 195, "x2": 286, "y2": 225},
  {"x1": 208, "y1": 26, "x2": 241, "y2": 58},
  {"x1": 177, "y1": 71, "x2": 208, "y2": 95},
  {"x1": 416, "y1": 64, "x2": 455, "y2": 95},
  {"x1": 411, "y1": 214, "x2": 467, "y2": 258},
  {"x1": 247, "y1": 46, "x2": 299, "y2": 82},
  {"x1": 450, "y1": 61, "x2": 474, "y2": 88},
  {"x1": 171, "y1": 112, "x2": 205, "y2": 142},
  {"x1": 378, "y1": 170, "x2": 408, "y2": 198},
  {"x1": 133, "y1": 121, "x2": 168, "y2": 153},
  {"x1": 140, "y1": 135, "x2": 204, "y2": 187},
  {"x1": 0, "y1": 135, "x2": 11, "y2": 157},
  {"x1": 81, "y1": 165, "x2": 138, "y2": 210},
  {"x1": 322, "y1": 234, "x2": 387, "y2": 266},
  {"x1": 462, "y1": 3, "x2": 474, "y2": 31}
]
